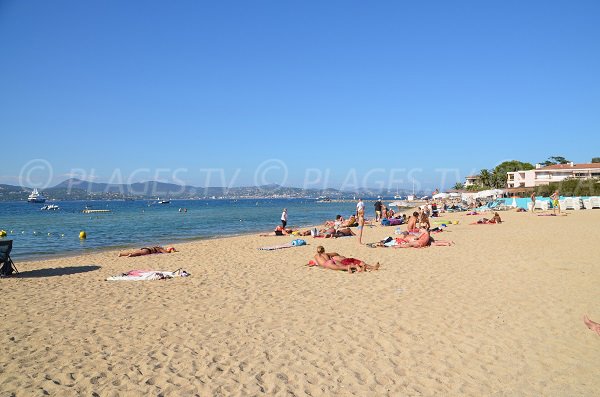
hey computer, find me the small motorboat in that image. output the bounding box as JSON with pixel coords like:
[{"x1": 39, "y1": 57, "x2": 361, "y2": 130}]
[{"x1": 40, "y1": 204, "x2": 59, "y2": 211}]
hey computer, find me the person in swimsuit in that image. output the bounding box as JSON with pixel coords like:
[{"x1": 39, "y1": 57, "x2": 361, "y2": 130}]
[
  {"x1": 406, "y1": 211, "x2": 419, "y2": 232},
  {"x1": 357, "y1": 207, "x2": 365, "y2": 245},
  {"x1": 419, "y1": 211, "x2": 430, "y2": 230},
  {"x1": 477, "y1": 212, "x2": 502, "y2": 224},
  {"x1": 259, "y1": 226, "x2": 291, "y2": 236},
  {"x1": 530, "y1": 192, "x2": 536, "y2": 214},
  {"x1": 394, "y1": 228, "x2": 454, "y2": 248},
  {"x1": 551, "y1": 190, "x2": 560, "y2": 214},
  {"x1": 313, "y1": 246, "x2": 380, "y2": 272},
  {"x1": 118, "y1": 246, "x2": 176, "y2": 257}
]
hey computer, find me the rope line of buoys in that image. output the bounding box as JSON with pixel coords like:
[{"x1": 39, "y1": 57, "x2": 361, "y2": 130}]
[{"x1": 0, "y1": 229, "x2": 83, "y2": 239}]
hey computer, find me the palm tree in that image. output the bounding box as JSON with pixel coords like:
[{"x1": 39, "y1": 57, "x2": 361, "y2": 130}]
[{"x1": 479, "y1": 169, "x2": 491, "y2": 188}]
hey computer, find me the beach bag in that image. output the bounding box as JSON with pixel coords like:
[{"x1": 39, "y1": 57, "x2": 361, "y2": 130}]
[
  {"x1": 310, "y1": 228, "x2": 319, "y2": 237},
  {"x1": 381, "y1": 218, "x2": 390, "y2": 226},
  {"x1": 291, "y1": 239, "x2": 306, "y2": 246}
]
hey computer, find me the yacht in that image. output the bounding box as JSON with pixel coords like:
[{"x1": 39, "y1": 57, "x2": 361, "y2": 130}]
[{"x1": 28, "y1": 188, "x2": 47, "y2": 203}]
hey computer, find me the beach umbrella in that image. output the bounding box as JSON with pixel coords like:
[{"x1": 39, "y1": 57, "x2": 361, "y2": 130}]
[
  {"x1": 511, "y1": 197, "x2": 517, "y2": 208},
  {"x1": 432, "y1": 193, "x2": 449, "y2": 199},
  {"x1": 449, "y1": 192, "x2": 461, "y2": 197}
]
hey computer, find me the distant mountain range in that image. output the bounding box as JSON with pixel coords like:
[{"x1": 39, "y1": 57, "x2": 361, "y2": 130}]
[{"x1": 0, "y1": 178, "x2": 421, "y2": 201}]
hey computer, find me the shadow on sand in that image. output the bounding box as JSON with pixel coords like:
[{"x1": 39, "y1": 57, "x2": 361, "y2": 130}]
[{"x1": 10, "y1": 265, "x2": 101, "y2": 278}]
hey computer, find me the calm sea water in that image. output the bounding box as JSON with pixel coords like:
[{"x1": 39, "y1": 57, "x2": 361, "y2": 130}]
[{"x1": 0, "y1": 199, "x2": 361, "y2": 259}]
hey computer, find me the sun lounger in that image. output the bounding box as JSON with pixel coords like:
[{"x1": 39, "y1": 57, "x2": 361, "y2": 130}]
[
  {"x1": 559, "y1": 197, "x2": 583, "y2": 210},
  {"x1": 583, "y1": 196, "x2": 600, "y2": 209},
  {"x1": 528, "y1": 200, "x2": 549, "y2": 211}
]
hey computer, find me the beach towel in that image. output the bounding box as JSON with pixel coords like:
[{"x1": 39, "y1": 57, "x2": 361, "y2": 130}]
[
  {"x1": 258, "y1": 242, "x2": 294, "y2": 250},
  {"x1": 106, "y1": 268, "x2": 190, "y2": 281},
  {"x1": 259, "y1": 239, "x2": 307, "y2": 250}
]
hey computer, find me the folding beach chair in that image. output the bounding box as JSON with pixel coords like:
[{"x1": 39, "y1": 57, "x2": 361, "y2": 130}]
[{"x1": 0, "y1": 240, "x2": 18, "y2": 277}]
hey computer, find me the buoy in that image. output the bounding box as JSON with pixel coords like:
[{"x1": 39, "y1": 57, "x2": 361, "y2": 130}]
[
  {"x1": 60, "y1": 234, "x2": 65, "y2": 237},
  {"x1": 0, "y1": 230, "x2": 7, "y2": 237},
  {"x1": 47, "y1": 232, "x2": 51, "y2": 236},
  {"x1": 79, "y1": 231, "x2": 87, "y2": 239}
]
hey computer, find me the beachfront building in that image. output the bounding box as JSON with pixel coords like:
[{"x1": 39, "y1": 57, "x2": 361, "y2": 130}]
[
  {"x1": 507, "y1": 162, "x2": 600, "y2": 188},
  {"x1": 464, "y1": 175, "x2": 480, "y2": 187}
]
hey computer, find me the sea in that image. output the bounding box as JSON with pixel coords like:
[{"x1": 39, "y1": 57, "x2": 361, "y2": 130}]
[{"x1": 0, "y1": 199, "x2": 364, "y2": 260}]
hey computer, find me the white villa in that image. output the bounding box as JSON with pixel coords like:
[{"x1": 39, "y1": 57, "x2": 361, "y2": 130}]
[
  {"x1": 507, "y1": 162, "x2": 600, "y2": 188},
  {"x1": 464, "y1": 175, "x2": 481, "y2": 187}
]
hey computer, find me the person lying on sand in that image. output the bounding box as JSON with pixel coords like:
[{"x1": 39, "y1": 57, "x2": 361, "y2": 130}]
[
  {"x1": 313, "y1": 246, "x2": 380, "y2": 272},
  {"x1": 341, "y1": 215, "x2": 357, "y2": 228},
  {"x1": 374, "y1": 228, "x2": 453, "y2": 248},
  {"x1": 260, "y1": 226, "x2": 293, "y2": 236},
  {"x1": 118, "y1": 246, "x2": 176, "y2": 257},
  {"x1": 584, "y1": 315, "x2": 600, "y2": 336}
]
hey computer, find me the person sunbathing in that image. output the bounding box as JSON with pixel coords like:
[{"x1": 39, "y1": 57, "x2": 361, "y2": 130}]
[
  {"x1": 584, "y1": 315, "x2": 600, "y2": 336},
  {"x1": 313, "y1": 246, "x2": 379, "y2": 272},
  {"x1": 324, "y1": 215, "x2": 344, "y2": 228},
  {"x1": 476, "y1": 212, "x2": 502, "y2": 224},
  {"x1": 341, "y1": 215, "x2": 357, "y2": 227},
  {"x1": 419, "y1": 212, "x2": 431, "y2": 230},
  {"x1": 260, "y1": 226, "x2": 292, "y2": 236},
  {"x1": 394, "y1": 228, "x2": 454, "y2": 248},
  {"x1": 406, "y1": 211, "x2": 419, "y2": 232},
  {"x1": 118, "y1": 246, "x2": 176, "y2": 257},
  {"x1": 334, "y1": 227, "x2": 356, "y2": 237}
]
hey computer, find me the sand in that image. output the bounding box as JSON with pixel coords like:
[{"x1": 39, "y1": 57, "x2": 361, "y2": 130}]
[{"x1": 1, "y1": 209, "x2": 599, "y2": 396}]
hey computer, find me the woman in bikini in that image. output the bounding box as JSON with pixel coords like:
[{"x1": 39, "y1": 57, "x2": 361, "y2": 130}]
[
  {"x1": 313, "y1": 246, "x2": 379, "y2": 272},
  {"x1": 118, "y1": 246, "x2": 176, "y2": 257}
]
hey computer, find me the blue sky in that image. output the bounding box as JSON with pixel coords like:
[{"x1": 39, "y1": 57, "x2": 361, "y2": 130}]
[{"x1": 1, "y1": 0, "x2": 599, "y2": 191}]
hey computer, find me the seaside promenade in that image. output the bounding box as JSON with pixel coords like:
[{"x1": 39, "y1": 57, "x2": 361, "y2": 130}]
[{"x1": 1, "y1": 209, "x2": 599, "y2": 395}]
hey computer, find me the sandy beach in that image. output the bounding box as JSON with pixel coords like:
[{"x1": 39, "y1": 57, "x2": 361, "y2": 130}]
[{"x1": 1, "y1": 209, "x2": 599, "y2": 396}]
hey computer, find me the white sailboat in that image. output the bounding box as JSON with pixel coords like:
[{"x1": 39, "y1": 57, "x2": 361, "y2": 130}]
[{"x1": 393, "y1": 184, "x2": 402, "y2": 199}]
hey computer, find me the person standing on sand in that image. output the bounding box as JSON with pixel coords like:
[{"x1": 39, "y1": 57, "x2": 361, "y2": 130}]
[
  {"x1": 374, "y1": 197, "x2": 383, "y2": 222},
  {"x1": 551, "y1": 190, "x2": 560, "y2": 215},
  {"x1": 281, "y1": 208, "x2": 288, "y2": 229},
  {"x1": 356, "y1": 198, "x2": 365, "y2": 217},
  {"x1": 357, "y1": 205, "x2": 365, "y2": 244},
  {"x1": 531, "y1": 192, "x2": 536, "y2": 213}
]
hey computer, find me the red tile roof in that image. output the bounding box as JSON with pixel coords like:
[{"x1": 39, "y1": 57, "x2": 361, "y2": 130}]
[{"x1": 539, "y1": 163, "x2": 600, "y2": 170}]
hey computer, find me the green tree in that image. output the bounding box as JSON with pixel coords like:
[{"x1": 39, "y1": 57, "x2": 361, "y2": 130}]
[
  {"x1": 479, "y1": 169, "x2": 492, "y2": 188},
  {"x1": 453, "y1": 182, "x2": 464, "y2": 190},
  {"x1": 541, "y1": 156, "x2": 571, "y2": 166},
  {"x1": 592, "y1": 157, "x2": 600, "y2": 163},
  {"x1": 491, "y1": 160, "x2": 535, "y2": 188}
]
